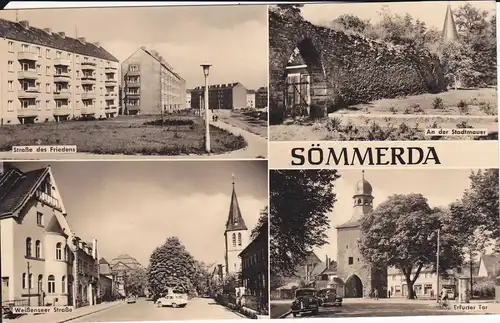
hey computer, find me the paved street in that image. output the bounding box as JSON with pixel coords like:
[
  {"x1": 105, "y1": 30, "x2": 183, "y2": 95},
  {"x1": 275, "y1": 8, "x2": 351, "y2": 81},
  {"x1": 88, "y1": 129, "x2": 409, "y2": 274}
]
[
  {"x1": 272, "y1": 298, "x2": 500, "y2": 318},
  {"x1": 70, "y1": 298, "x2": 245, "y2": 322}
]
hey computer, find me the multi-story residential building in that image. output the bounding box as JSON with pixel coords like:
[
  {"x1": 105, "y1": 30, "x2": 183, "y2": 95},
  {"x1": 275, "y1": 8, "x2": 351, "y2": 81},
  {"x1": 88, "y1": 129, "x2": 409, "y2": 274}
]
[
  {"x1": 246, "y1": 90, "x2": 256, "y2": 109},
  {"x1": 0, "y1": 19, "x2": 120, "y2": 125},
  {"x1": 255, "y1": 87, "x2": 268, "y2": 109},
  {"x1": 186, "y1": 89, "x2": 192, "y2": 109},
  {"x1": 239, "y1": 217, "x2": 268, "y2": 313},
  {"x1": 191, "y1": 82, "x2": 247, "y2": 111},
  {"x1": 0, "y1": 163, "x2": 99, "y2": 308},
  {"x1": 98, "y1": 258, "x2": 114, "y2": 301},
  {"x1": 121, "y1": 47, "x2": 187, "y2": 115}
]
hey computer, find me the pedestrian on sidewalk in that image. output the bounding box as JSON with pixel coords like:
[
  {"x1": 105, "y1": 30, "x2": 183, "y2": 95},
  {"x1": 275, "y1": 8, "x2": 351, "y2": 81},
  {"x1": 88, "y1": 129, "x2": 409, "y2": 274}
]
[
  {"x1": 387, "y1": 290, "x2": 391, "y2": 298},
  {"x1": 414, "y1": 289, "x2": 418, "y2": 299},
  {"x1": 374, "y1": 289, "x2": 379, "y2": 300}
]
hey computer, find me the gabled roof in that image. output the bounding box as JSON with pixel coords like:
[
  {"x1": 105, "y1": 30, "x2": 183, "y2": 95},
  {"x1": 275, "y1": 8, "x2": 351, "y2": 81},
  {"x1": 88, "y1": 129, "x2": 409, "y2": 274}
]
[
  {"x1": 110, "y1": 253, "x2": 143, "y2": 270},
  {"x1": 99, "y1": 257, "x2": 109, "y2": 265},
  {"x1": 480, "y1": 254, "x2": 500, "y2": 275},
  {"x1": 225, "y1": 181, "x2": 248, "y2": 232},
  {"x1": 193, "y1": 82, "x2": 243, "y2": 91},
  {"x1": 132, "y1": 46, "x2": 184, "y2": 82},
  {"x1": 336, "y1": 219, "x2": 361, "y2": 229},
  {"x1": 0, "y1": 18, "x2": 119, "y2": 62}
]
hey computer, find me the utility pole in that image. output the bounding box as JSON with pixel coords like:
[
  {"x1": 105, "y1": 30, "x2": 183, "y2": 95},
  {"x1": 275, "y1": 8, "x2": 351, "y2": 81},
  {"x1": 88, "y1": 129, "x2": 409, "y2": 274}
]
[
  {"x1": 27, "y1": 261, "x2": 32, "y2": 306},
  {"x1": 436, "y1": 228, "x2": 440, "y2": 304}
]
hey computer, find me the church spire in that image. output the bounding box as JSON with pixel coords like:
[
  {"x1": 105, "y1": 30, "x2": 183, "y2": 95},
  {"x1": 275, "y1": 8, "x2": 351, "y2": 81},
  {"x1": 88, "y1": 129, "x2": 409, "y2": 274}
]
[
  {"x1": 442, "y1": 3, "x2": 459, "y2": 44},
  {"x1": 225, "y1": 174, "x2": 248, "y2": 232}
]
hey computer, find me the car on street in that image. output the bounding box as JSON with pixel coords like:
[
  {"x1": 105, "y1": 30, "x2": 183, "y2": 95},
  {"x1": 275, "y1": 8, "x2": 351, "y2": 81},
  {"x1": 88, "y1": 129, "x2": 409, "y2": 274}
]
[
  {"x1": 317, "y1": 288, "x2": 342, "y2": 307},
  {"x1": 290, "y1": 288, "x2": 319, "y2": 317},
  {"x1": 156, "y1": 293, "x2": 188, "y2": 308},
  {"x1": 126, "y1": 296, "x2": 137, "y2": 304}
]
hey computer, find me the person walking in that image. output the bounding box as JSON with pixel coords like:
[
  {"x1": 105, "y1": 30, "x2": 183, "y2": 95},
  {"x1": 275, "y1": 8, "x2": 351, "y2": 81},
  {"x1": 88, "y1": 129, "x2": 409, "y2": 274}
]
[{"x1": 374, "y1": 288, "x2": 379, "y2": 300}]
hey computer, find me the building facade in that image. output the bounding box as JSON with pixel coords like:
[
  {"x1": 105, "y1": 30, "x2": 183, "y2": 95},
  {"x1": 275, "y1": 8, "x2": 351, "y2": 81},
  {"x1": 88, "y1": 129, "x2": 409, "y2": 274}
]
[
  {"x1": 109, "y1": 254, "x2": 144, "y2": 297},
  {"x1": 224, "y1": 177, "x2": 250, "y2": 276},
  {"x1": 239, "y1": 219, "x2": 268, "y2": 313},
  {"x1": 0, "y1": 19, "x2": 119, "y2": 125},
  {"x1": 185, "y1": 90, "x2": 192, "y2": 109},
  {"x1": 98, "y1": 258, "x2": 113, "y2": 301},
  {"x1": 246, "y1": 90, "x2": 255, "y2": 109},
  {"x1": 121, "y1": 47, "x2": 186, "y2": 115},
  {"x1": 191, "y1": 82, "x2": 247, "y2": 111},
  {"x1": 0, "y1": 163, "x2": 99, "y2": 308},
  {"x1": 336, "y1": 172, "x2": 388, "y2": 298},
  {"x1": 255, "y1": 87, "x2": 268, "y2": 109}
]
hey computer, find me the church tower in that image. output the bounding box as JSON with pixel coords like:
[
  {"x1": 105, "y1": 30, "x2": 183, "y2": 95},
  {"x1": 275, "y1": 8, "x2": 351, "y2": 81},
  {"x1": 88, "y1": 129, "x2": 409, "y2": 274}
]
[
  {"x1": 336, "y1": 171, "x2": 387, "y2": 298},
  {"x1": 224, "y1": 175, "x2": 249, "y2": 276},
  {"x1": 442, "y1": 3, "x2": 459, "y2": 44}
]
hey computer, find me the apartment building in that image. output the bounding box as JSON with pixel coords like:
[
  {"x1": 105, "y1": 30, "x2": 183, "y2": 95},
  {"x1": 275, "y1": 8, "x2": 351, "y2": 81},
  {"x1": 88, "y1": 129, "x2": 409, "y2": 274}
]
[
  {"x1": 186, "y1": 89, "x2": 192, "y2": 108},
  {"x1": 246, "y1": 90, "x2": 256, "y2": 109},
  {"x1": 255, "y1": 87, "x2": 268, "y2": 109},
  {"x1": 0, "y1": 163, "x2": 100, "y2": 308},
  {"x1": 121, "y1": 47, "x2": 187, "y2": 115},
  {"x1": 0, "y1": 19, "x2": 120, "y2": 125},
  {"x1": 191, "y1": 82, "x2": 247, "y2": 111}
]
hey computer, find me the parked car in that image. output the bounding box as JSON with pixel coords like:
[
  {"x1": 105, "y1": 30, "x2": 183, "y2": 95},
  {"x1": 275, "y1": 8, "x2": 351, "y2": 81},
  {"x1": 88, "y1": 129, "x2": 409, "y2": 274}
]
[
  {"x1": 156, "y1": 294, "x2": 188, "y2": 308},
  {"x1": 317, "y1": 288, "x2": 342, "y2": 307},
  {"x1": 126, "y1": 296, "x2": 137, "y2": 304},
  {"x1": 290, "y1": 288, "x2": 319, "y2": 317}
]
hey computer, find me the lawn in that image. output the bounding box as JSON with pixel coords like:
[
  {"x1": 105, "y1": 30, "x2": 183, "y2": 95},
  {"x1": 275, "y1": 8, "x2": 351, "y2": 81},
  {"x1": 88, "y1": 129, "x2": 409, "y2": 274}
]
[
  {"x1": 0, "y1": 116, "x2": 247, "y2": 155},
  {"x1": 270, "y1": 302, "x2": 292, "y2": 318},
  {"x1": 270, "y1": 88, "x2": 498, "y2": 141},
  {"x1": 217, "y1": 110, "x2": 268, "y2": 139}
]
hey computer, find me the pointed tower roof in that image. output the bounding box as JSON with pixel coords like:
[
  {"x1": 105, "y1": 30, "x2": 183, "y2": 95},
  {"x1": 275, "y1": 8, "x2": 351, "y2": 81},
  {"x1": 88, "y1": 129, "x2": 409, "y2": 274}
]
[
  {"x1": 442, "y1": 3, "x2": 459, "y2": 44},
  {"x1": 225, "y1": 174, "x2": 248, "y2": 232}
]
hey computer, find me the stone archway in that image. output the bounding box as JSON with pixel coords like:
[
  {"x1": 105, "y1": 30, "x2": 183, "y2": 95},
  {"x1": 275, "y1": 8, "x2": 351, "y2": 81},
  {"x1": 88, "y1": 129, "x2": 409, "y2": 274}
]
[
  {"x1": 344, "y1": 275, "x2": 363, "y2": 298},
  {"x1": 284, "y1": 38, "x2": 329, "y2": 119}
]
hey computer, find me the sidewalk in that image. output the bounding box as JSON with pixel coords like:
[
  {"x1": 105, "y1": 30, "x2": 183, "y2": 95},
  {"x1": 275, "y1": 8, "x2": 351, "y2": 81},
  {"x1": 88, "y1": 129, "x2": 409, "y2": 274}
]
[
  {"x1": 211, "y1": 120, "x2": 268, "y2": 159},
  {"x1": 3, "y1": 301, "x2": 121, "y2": 323}
]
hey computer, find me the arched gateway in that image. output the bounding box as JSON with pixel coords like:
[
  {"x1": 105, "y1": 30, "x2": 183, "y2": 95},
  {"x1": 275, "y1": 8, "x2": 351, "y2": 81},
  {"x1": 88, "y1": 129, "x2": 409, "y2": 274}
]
[{"x1": 344, "y1": 275, "x2": 363, "y2": 298}]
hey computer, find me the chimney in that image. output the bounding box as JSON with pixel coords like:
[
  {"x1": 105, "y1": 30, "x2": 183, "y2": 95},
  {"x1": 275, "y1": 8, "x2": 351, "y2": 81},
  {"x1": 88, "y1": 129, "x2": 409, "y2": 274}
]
[
  {"x1": 19, "y1": 20, "x2": 29, "y2": 29},
  {"x1": 93, "y1": 42, "x2": 100, "y2": 48},
  {"x1": 77, "y1": 37, "x2": 86, "y2": 44},
  {"x1": 325, "y1": 255, "x2": 328, "y2": 269},
  {"x1": 58, "y1": 32, "x2": 66, "y2": 38},
  {"x1": 44, "y1": 28, "x2": 52, "y2": 34},
  {"x1": 92, "y1": 238, "x2": 98, "y2": 259}
]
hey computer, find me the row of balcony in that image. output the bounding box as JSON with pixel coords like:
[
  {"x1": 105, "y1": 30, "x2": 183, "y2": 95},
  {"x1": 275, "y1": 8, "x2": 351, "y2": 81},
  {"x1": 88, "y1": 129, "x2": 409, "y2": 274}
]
[
  {"x1": 16, "y1": 89, "x2": 117, "y2": 99},
  {"x1": 17, "y1": 71, "x2": 117, "y2": 84},
  {"x1": 18, "y1": 53, "x2": 118, "y2": 71},
  {"x1": 16, "y1": 106, "x2": 118, "y2": 117}
]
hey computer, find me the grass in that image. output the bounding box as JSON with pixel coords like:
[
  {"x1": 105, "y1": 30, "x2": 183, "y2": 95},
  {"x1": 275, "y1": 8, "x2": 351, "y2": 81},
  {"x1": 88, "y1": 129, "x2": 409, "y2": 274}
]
[
  {"x1": 217, "y1": 110, "x2": 268, "y2": 139},
  {"x1": 0, "y1": 116, "x2": 247, "y2": 155},
  {"x1": 270, "y1": 88, "x2": 498, "y2": 141}
]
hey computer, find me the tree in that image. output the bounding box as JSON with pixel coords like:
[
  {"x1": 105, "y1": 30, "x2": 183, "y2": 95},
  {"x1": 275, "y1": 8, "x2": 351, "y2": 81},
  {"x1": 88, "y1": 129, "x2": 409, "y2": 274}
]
[
  {"x1": 270, "y1": 170, "x2": 340, "y2": 277},
  {"x1": 251, "y1": 206, "x2": 268, "y2": 240},
  {"x1": 359, "y1": 194, "x2": 464, "y2": 299},
  {"x1": 191, "y1": 261, "x2": 213, "y2": 296},
  {"x1": 124, "y1": 268, "x2": 148, "y2": 296},
  {"x1": 147, "y1": 237, "x2": 197, "y2": 296},
  {"x1": 223, "y1": 273, "x2": 239, "y2": 294},
  {"x1": 331, "y1": 14, "x2": 371, "y2": 34}
]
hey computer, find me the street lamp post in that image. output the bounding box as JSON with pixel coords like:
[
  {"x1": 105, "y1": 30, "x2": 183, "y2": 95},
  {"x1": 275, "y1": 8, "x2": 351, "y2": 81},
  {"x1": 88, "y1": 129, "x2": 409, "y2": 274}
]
[
  {"x1": 201, "y1": 64, "x2": 211, "y2": 153},
  {"x1": 436, "y1": 228, "x2": 441, "y2": 304}
]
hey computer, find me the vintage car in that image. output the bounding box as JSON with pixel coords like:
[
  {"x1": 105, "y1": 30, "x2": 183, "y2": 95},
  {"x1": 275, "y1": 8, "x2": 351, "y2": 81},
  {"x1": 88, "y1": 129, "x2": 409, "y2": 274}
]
[
  {"x1": 290, "y1": 288, "x2": 319, "y2": 317},
  {"x1": 317, "y1": 288, "x2": 342, "y2": 307},
  {"x1": 126, "y1": 296, "x2": 137, "y2": 304},
  {"x1": 156, "y1": 293, "x2": 188, "y2": 308}
]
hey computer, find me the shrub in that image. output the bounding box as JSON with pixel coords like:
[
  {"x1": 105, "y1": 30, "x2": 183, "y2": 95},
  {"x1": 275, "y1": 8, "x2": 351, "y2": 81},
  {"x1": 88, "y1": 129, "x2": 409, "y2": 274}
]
[
  {"x1": 143, "y1": 118, "x2": 194, "y2": 126},
  {"x1": 432, "y1": 97, "x2": 444, "y2": 110},
  {"x1": 458, "y1": 100, "x2": 469, "y2": 114}
]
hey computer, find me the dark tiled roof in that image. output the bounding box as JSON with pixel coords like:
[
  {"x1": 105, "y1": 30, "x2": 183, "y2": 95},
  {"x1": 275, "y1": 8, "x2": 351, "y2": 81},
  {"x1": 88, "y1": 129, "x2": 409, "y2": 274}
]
[
  {"x1": 193, "y1": 82, "x2": 242, "y2": 91},
  {"x1": 99, "y1": 257, "x2": 109, "y2": 265},
  {"x1": 336, "y1": 219, "x2": 361, "y2": 229},
  {"x1": 256, "y1": 86, "x2": 268, "y2": 93},
  {"x1": 0, "y1": 167, "x2": 47, "y2": 216},
  {"x1": 225, "y1": 184, "x2": 248, "y2": 232},
  {"x1": 0, "y1": 18, "x2": 119, "y2": 62}
]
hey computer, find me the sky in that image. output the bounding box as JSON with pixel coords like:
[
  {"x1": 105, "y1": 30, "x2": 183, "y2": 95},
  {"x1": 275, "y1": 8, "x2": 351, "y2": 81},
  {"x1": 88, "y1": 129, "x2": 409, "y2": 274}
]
[
  {"x1": 14, "y1": 161, "x2": 268, "y2": 267},
  {"x1": 311, "y1": 169, "x2": 483, "y2": 263},
  {"x1": 301, "y1": 1, "x2": 496, "y2": 30},
  {"x1": 0, "y1": 5, "x2": 268, "y2": 90}
]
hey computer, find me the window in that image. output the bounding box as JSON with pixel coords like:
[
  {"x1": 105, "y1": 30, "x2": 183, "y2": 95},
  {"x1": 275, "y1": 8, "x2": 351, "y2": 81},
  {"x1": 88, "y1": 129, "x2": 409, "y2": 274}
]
[
  {"x1": 48, "y1": 275, "x2": 55, "y2": 293},
  {"x1": 7, "y1": 100, "x2": 13, "y2": 112},
  {"x1": 8, "y1": 81, "x2": 13, "y2": 91},
  {"x1": 38, "y1": 275, "x2": 43, "y2": 292},
  {"x1": 56, "y1": 243, "x2": 62, "y2": 260},
  {"x1": 46, "y1": 83, "x2": 50, "y2": 93},
  {"x1": 37, "y1": 212, "x2": 43, "y2": 226},
  {"x1": 56, "y1": 51, "x2": 61, "y2": 58},
  {"x1": 67, "y1": 53, "x2": 71, "y2": 60},
  {"x1": 346, "y1": 245, "x2": 349, "y2": 249},
  {"x1": 36, "y1": 47, "x2": 41, "y2": 57},
  {"x1": 46, "y1": 66, "x2": 50, "y2": 75},
  {"x1": 457, "y1": 268, "x2": 462, "y2": 274},
  {"x1": 28, "y1": 274, "x2": 33, "y2": 289},
  {"x1": 8, "y1": 61, "x2": 13, "y2": 72},
  {"x1": 45, "y1": 49, "x2": 50, "y2": 58},
  {"x1": 238, "y1": 233, "x2": 242, "y2": 246},
  {"x1": 35, "y1": 240, "x2": 41, "y2": 258},
  {"x1": 45, "y1": 100, "x2": 50, "y2": 110},
  {"x1": 36, "y1": 64, "x2": 41, "y2": 74},
  {"x1": 21, "y1": 44, "x2": 29, "y2": 52},
  {"x1": 62, "y1": 276, "x2": 66, "y2": 293},
  {"x1": 232, "y1": 233, "x2": 236, "y2": 247},
  {"x1": 26, "y1": 238, "x2": 32, "y2": 257},
  {"x1": 36, "y1": 100, "x2": 40, "y2": 110},
  {"x1": 348, "y1": 257, "x2": 354, "y2": 265},
  {"x1": 76, "y1": 70, "x2": 80, "y2": 78},
  {"x1": 8, "y1": 41, "x2": 14, "y2": 52},
  {"x1": 22, "y1": 273, "x2": 26, "y2": 289}
]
